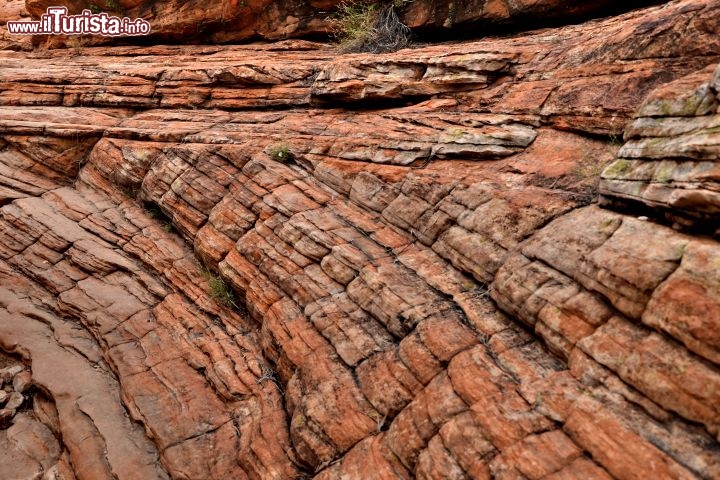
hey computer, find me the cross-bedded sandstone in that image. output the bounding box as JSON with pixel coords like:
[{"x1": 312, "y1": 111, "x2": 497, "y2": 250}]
[{"x1": 1, "y1": 0, "x2": 720, "y2": 479}]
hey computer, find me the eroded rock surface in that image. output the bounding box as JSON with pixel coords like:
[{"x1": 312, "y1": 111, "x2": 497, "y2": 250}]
[
  {"x1": 14, "y1": 0, "x2": 670, "y2": 46},
  {"x1": 600, "y1": 63, "x2": 720, "y2": 232},
  {"x1": 1, "y1": 0, "x2": 720, "y2": 479},
  {"x1": 0, "y1": 0, "x2": 31, "y2": 51}
]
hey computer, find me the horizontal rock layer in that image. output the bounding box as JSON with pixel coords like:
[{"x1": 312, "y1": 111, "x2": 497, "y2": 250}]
[
  {"x1": 0, "y1": 0, "x2": 719, "y2": 479},
  {"x1": 10, "y1": 0, "x2": 669, "y2": 48},
  {"x1": 600, "y1": 64, "x2": 720, "y2": 231}
]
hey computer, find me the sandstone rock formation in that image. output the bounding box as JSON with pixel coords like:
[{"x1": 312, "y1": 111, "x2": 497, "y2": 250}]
[
  {"x1": 600, "y1": 63, "x2": 720, "y2": 233},
  {"x1": 17, "y1": 0, "x2": 667, "y2": 46},
  {"x1": 1, "y1": 0, "x2": 720, "y2": 479},
  {"x1": 0, "y1": 0, "x2": 31, "y2": 50}
]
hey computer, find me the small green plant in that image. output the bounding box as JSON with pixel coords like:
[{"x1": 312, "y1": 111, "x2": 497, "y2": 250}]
[
  {"x1": 331, "y1": 1, "x2": 411, "y2": 53},
  {"x1": 608, "y1": 132, "x2": 623, "y2": 147},
  {"x1": 209, "y1": 276, "x2": 235, "y2": 307},
  {"x1": 332, "y1": 1, "x2": 379, "y2": 48},
  {"x1": 602, "y1": 159, "x2": 633, "y2": 178},
  {"x1": 87, "y1": 3, "x2": 102, "y2": 13},
  {"x1": 104, "y1": 0, "x2": 119, "y2": 10},
  {"x1": 203, "y1": 269, "x2": 237, "y2": 308},
  {"x1": 269, "y1": 143, "x2": 294, "y2": 163}
]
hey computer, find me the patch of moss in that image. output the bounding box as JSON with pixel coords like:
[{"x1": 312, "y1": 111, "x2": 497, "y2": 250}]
[
  {"x1": 673, "y1": 243, "x2": 687, "y2": 261},
  {"x1": 653, "y1": 161, "x2": 676, "y2": 184},
  {"x1": 598, "y1": 217, "x2": 618, "y2": 234},
  {"x1": 602, "y1": 159, "x2": 634, "y2": 178}
]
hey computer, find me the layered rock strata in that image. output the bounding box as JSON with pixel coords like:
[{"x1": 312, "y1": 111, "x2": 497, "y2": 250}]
[
  {"x1": 16, "y1": 0, "x2": 668, "y2": 47},
  {"x1": 600, "y1": 63, "x2": 720, "y2": 232},
  {"x1": 0, "y1": 0, "x2": 31, "y2": 51},
  {"x1": 0, "y1": 0, "x2": 719, "y2": 479}
]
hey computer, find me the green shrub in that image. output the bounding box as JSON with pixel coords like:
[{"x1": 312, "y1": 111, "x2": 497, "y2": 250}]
[
  {"x1": 203, "y1": 269, "x2": 237, "y2": 309},
  {"x1": 331, "y1": 1, "x2": 411, "y2": 53},
  {"x1": 269, "y1": 143, "x2": 295, "y2": 163}
]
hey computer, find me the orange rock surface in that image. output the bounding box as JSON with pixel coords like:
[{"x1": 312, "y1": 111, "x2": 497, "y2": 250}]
[
  {"x1": 17, "y1": 0, "x2": 671, "y2": 46},
  {"x1": 0, "y1": 0, "x2": 719, "y2": 479}
]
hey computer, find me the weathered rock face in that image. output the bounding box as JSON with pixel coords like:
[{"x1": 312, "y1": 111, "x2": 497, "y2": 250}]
[
  {"x1": 600, "y1": 64, "x2": 720, "y2": 232},
  {"x1": 0, "y1": 0, "x2": 31, "y2": 50},
  {"x1": 1, "y1": 0, "x2": 720, "y2": 479},
  {"x1": 402, "y1": 0, "x2": 663, "y2": 31},
  {"x1": 16, "y1": 0, "x2": 668, "y2": 47}
]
